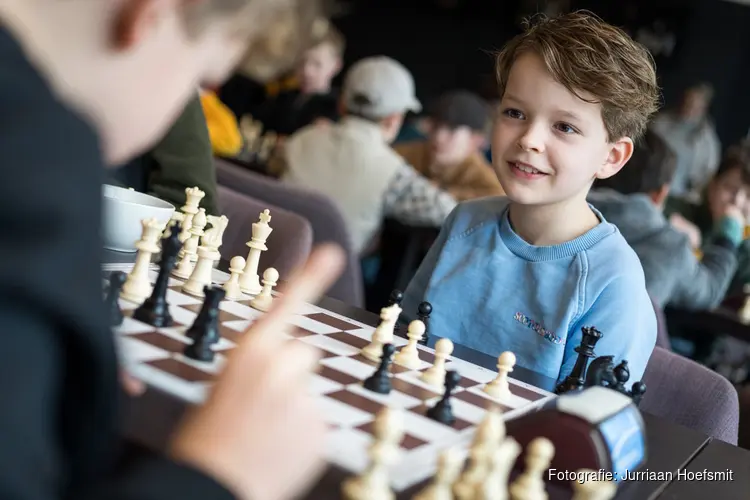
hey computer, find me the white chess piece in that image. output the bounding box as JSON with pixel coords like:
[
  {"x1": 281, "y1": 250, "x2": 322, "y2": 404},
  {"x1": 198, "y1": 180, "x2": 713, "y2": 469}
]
[
  {"x1": 178, "y1": 186, "x2": 205, "y2": 242},
  {"x1": 412, "y1": 447, "x2": 464, "y2": 500},
  {"x1": 182, "y1": 240, "x2": 222, "y2": 298},
  {"x1": 421, "y1": 338, "x2": 453, "y2": 388},
  {"x1": 173, "y1": 209, "x2": 207, "y2": 278},
  {"x1": 120, "y1": 218, "x2": 162, "y2": 304},
  {"x1": 249, "y1": 267, "x2": 279, "y2": 312},
  {"x1": 223, "y1": 256, "x2": 246, "y2": 301},
  {"x1": 484, "y1": 351, "x2": 516, "y2": 401},
  {"x1": 571, "y1": 469, "x2": 617, "y2": 500},
  {"x1": 509, "y1": 437, "x2": 555, "y2": 500},
  {"x1": 202, "y1": 214, "x2": 229, "y2": 253},
  {"x1": 239, "y1": 209, "x2": 273, "y2": 295},
  {"x1": 361, "y1": 303, "x2": 401, "y2": 362},
  {"x1": 476, "y1": 437, "x2": 522, "y2": 500},
  {"x1": 341, "y1": 408, "x2": 404, "y2": 500},
  {"x1": 455, "y1": 409, "x2": 505, "y2": 500},
  {"x1": 393, "y1": 319, "x2": 424, "y2": 370}
]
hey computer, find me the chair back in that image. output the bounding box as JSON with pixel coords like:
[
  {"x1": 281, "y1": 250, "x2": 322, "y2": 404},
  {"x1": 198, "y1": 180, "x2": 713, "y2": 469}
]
[
  {"x1": 641, "y1": 346, "x2": 739, "y2": 444},
  {"x1": 215, "y1": 158, "x2": 364, "y2": 306},
  {"x1": 217, "y1": 185, "x2": 313, "y2": 278}
]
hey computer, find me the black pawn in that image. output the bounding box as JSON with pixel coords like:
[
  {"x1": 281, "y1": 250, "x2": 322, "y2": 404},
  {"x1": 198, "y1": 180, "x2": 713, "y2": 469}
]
[
  {"x1": 427, "y1": 370, "x2": 460, "y2": 425},
  {"x1": 556, "y1": 326, "x2": 603, "y2": 394},
  {"x1": 388, "y1": 289, "x2": 404, "y2": 307},
  {"x1": 612, "y1": 360, "x2": 630, "y2": 395},
  {"x1": 417, "y1": 301, "x2": 432, "y2": 345},
  {"x1": 363, "y1": 343, "x2": 396, "y2": 394},
  {"x1": 629, "y1": 381, "x2": 647, "y2": 405},
  {"x1": 185, "y1": 285, "x2": 226, "y2": 346},
  {"x1": 106, "y1": 271, "x2": 126, "y2": 327},
  {"x1": 184, "y1": 329, "x2": 215, "y2": 362},
  {"x1": 133, "y1": 222, "x2": 183, "y2": 327}
]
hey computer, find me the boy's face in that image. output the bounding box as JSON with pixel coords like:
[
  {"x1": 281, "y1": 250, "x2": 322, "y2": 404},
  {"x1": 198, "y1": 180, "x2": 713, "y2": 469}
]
[
  {"x1": 708, "y1": 167, "x2": 750, "y2": 223},
  {"x1": 295, "y1": 42, "x2": 341, "y2": 94},
  {"x1": 490, "y1": 52, "x2": 632, "y2": 208},
  {"x1": 427, "y1": 122, "x2": 483, "y2": 167},
  {"x1": 103, "y1": 1, "x2": 255, "y2": 163}
]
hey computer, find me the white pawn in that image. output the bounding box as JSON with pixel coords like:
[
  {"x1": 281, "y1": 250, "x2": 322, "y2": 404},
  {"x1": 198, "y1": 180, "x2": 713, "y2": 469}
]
[
  {"x1": 509, "y1": 437, "x2": 555, "y2": 500},
  {"x1": 421, "y1": 338, "x2": 453, "y2": 388},
  {"x1": 223, "y1": 256, "x2": 246, "y2": 301},
  {"x1": 393, "y1": 319, "x2": 424, "y2": 370},
  {"x1": 484, "y1": 351, "x2": 515, "y2": 401},
  {"x1": 412, "y1": 447, "x2": 464, "y2": 500},
  {"x1": 250, "y1": 267, "x2": 279, "y2": 312},
  {"x1": 571, "y1": 469, "x2": 617, "y2": 500}
]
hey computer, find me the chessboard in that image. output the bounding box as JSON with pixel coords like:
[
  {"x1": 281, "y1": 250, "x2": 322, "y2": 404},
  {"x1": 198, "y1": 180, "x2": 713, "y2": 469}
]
[{"x1": 107, "y1": 264, "x2": 555, "y2": 492}]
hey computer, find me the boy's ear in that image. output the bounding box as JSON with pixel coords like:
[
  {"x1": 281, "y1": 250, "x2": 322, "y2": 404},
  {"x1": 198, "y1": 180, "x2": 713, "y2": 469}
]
[
  {"x1": 112, "y1": 0, "x2": 175, "y2": 50},
  {"x1": 595, "y1": 137, "x2": 634, "y2": 180}
]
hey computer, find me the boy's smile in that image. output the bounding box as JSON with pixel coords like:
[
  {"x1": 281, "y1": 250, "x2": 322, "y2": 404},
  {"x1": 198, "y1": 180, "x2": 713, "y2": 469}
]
[{"x1": 491, "y1": 51, "x2": 628, "y2": 210}]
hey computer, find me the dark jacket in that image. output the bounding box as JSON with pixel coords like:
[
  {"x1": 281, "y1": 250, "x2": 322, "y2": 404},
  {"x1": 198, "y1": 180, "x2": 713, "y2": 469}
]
[{"x1": 0, "y1": 26, "x2": 232, "y2": 500}]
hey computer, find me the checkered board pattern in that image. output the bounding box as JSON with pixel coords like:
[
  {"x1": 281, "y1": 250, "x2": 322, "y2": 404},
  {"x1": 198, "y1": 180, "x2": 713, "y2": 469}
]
[{"x1": 107, "y1": 266, "x2": 555, "y2": 492}]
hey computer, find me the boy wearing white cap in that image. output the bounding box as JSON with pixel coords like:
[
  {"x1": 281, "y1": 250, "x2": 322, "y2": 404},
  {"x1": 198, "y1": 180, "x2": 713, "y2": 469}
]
[{"x1": 277, "y1": 56, "x2": 457, "y2": 255}]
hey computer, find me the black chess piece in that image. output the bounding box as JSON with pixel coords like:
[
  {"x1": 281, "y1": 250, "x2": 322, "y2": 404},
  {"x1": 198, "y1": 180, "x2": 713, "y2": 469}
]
[
  {"x1": 417, "y1": 301, "x2": 432, "y2": 346},
  {"x1": 363, "y1": 343, "x2": 396, "y2": 394},
  {"x1": 427, "y1": 370, "x2": 460, "y2": 425},
  {"x1": 556, "y1": 326, "x2": 603, "y2": 394},
  {"x1": 185, "y1": 285, "x2": 226, "y2": 345},
  {"x1": 611, "y1": 360, "x2": 630, "y2": 395},
  {"x1": 184, "y1": 328, "x2": 216, "y2": 362},
  {"x1": 133, "y1": 222, "x2": 183, "y2": 327},
  {"x1": 106, "y1": 271, "x2": 126, "y2": 327},
  {"x1": 584, "y1": 355, "x2": 616, "y2": 388},
  {"x1": 388, "y1": 289, "x2": 404, "y2": 307},
  {"x1": 629, "y1": 381, "x2": 647, "y2": 405}
]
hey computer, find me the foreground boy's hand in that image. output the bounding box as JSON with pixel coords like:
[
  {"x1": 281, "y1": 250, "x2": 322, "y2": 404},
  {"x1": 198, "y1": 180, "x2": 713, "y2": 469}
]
[{"x1": 169, "y1": 245, "x2": 345, "y2": 500}]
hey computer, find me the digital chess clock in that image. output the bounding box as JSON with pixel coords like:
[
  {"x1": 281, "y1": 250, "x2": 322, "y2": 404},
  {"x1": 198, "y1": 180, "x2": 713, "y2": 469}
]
[{"x1": 506, "y1": 386, "x2": 647, "y2": 486}]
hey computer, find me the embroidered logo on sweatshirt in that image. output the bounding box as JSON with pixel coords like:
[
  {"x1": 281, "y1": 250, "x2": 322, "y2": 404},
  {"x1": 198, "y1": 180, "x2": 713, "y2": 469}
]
[{"x1": 514, "y1": 312, "x2": 562, "y2": 345}]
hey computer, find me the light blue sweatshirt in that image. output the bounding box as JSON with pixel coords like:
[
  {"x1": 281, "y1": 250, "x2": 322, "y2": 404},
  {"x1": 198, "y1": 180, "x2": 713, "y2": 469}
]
[{"x1": 402, "y1": 196, "x2": 657, "y2": 388}]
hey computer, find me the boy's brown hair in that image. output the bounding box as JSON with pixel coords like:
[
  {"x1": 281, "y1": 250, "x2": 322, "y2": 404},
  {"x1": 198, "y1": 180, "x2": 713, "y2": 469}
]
[{"x1": 495, "y1": 11, "x2": 660, "y2": 142}]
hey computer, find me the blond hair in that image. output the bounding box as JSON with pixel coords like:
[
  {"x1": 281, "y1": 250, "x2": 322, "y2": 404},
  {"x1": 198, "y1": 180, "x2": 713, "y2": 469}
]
[
  {"x1": 495, "y1": 11, "x2": 660, "y2": 141},
  {"x1": 183, "y1": 0, "x2": 325, "y2": 81}
]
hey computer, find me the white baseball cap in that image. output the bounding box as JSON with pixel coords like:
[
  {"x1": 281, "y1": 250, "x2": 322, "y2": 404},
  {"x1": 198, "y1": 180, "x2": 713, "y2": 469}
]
[{"x1": 342, "y1": 56, "x2": 422, "y2": 118}]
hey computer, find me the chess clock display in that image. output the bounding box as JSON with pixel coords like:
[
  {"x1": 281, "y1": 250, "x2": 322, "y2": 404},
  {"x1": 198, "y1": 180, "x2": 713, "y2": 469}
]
[{"x1": 506, "y1": 386, "x2": 647, "y2": 486}]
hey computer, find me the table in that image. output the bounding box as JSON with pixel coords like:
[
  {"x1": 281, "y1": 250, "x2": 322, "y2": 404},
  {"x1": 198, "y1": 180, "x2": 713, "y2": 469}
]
[
  {"x1": 659, "y1": 439, "x2": 750, "y2": 499},
  {"x1": 117, "y1": 280, "x2": 720, "y2": 499}
]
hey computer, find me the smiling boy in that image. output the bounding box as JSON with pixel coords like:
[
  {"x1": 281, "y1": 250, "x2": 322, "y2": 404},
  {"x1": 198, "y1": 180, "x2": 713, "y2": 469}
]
[{"x1": 402, "y1": 12, "x2": 660, "y2": 386}]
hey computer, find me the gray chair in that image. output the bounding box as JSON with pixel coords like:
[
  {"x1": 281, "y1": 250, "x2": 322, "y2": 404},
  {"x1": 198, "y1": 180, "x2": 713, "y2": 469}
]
[
  {"x1": 217, "y1": 185, "x2": 313, "y2": 279},
  {"x1": 640, "y1": 346, "x2": 739, "y2": 444},
  {"x1": 215, "y1": 158, "x2": 364, "y2": 307}
]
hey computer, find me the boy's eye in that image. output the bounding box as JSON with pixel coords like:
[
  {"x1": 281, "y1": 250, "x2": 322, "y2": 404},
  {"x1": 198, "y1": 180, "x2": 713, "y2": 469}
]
[
  {"x1": 555, "y1": 122, "x2": 578, "y2": 134},
  {"x1": 502, "y1": 108, "x2": 524, "y2": 120}
]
